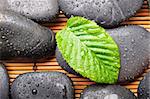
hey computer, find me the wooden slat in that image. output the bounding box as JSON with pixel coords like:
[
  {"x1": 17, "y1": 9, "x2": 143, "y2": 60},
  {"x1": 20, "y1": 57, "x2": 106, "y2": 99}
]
[{"x1": 2, "y1": 0, "x2": 150, "y2": 98}]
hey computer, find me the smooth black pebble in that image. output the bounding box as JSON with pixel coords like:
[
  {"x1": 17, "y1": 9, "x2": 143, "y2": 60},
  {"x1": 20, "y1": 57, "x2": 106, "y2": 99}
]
[
  {"x1": 11, "y1": 72, "x2": 74, "y2": 99},
  {"x1": 0, "y1": 10, "x2": 56, "y2": 61},
  {"x1": 80, "y1": 85, "x2": 137, "y2": 99},
  {"x1": 0, "y1": 0, "x2": 59, "y2": 22},
  {"x1": 138, "y1": 72, "x2": 150, "y2": 99},
  {"x1": 56, "y1": 47, "x2": 81, "y2": 76},
  {"x1": 107, "y1": 25, "x2": 150, "y2": 83},
  {"x1": 0, "y1": 63, "x2": 9, "y2": 99},
  {"x1": 59, "y1": 0, "x2": 143, "y2": 28}
]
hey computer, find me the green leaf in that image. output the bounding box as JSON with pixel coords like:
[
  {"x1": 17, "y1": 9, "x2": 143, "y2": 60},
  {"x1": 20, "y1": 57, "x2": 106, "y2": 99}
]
[{"x1": 56, "y1": 17, "x2": 121, "y2": 84}]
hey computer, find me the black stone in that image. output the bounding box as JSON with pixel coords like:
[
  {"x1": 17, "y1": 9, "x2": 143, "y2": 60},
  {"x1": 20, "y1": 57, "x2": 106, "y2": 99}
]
[
  {"x1": 11, "y1": 72, "x2": 74, "y2": 99},
  {"x1": 0, "y1": 63, "x2": 9, "y2": 99},
  {"x1": 59, "y1": 0, "x2": 143, "y2": 28},
  {"x1": 138, "y1": 72, "x2": 150, "y2": 99},
  {"x1": 0, "y1": 10, "x2": 56, "y2": 61},
  {"x1": 0, "y1": 0, "x2": 59, "y2": 22},
  {"x1": 107, "y1": 26, "x2": 150, "y2": 83},
  {"x1": 80, "y1": 85, "x2": 137, "y2": 99}
]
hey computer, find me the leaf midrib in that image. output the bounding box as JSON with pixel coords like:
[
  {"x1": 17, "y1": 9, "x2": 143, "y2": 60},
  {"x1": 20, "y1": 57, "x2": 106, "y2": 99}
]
[{"x1": 68, "y1": 28, "x2": 108, "y2": 81}]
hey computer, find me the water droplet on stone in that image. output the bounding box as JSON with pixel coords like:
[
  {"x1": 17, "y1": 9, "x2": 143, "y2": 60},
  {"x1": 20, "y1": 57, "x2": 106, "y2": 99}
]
[
  {"x1": 7, "y1": 44, "x2": 10, "y2": 46},
  {"x1": 101, "y1": 0, "x2": 105, "y2": 4},
  {"x1": 132, "y1": 53, "x2": 135, "y2": 56},
  {"x1": 131, "y1": 39, "x2": 135, "y2": 43},
  {"x1": 2, "y1": 36, "x2": 5, "y2": 39},
  {"x1": 131, "y1": 61, "x2": 133, "y2": 64},
  {"x1": 100, "y1": 20, "x2": 106, "y2": 24},
  {"x1": 17, "y1": 51, "x2": 20, "y2": 54},
  {"x1": 97, "y1": 9, "x2": 100, "y2": 12},
  {"x1": 32, "y1": 89, "x2": 37, "y2": 95},
  {"x1": 36, "y1": 84, "x2": 39, "y2": 87},
  {"x1": 104, "y1": 94, "x2": 118, "y2": 99},
  {"x1": 27, "y1": 81, "x2": 31, "y2": 84},
  {"x1": 10, "y1": 43, "x2": 13, "y2": 45},
  {"x1": 103, "y1": 12, "x2": 107, "y2": 16},
  {"x1": 46, "y1": 95, "x2": 50, "y2": 98},
  {"x1": 95, "y1": 2, "x2": 99, "y2": 5},
  {"x1": 6, "y1": 40, "x2": 9, "y2": 43},
  {"x1": 15, "y1": 1, "x2": 21, "y2": 6},
  {"x1": 124, "y1": 48, "x2": 128, "y2": 51},
  {"x1": 123, "y1": 54, "x2": 126, "y2": 58},
  {"x1": 0, "y1": 28, "x2": 4, "y2": 31},
  {"x1": 71, "y1": 15, "x2": 74, "y2": 18},
  {"x1": 126, "y1": 58, "x2": 129, "y2": 61},
  {"x1": 142, "y1": 62, "x2": 145, "y2": 66},
  {"x1": 125, "y1": 68, "x2": 128, "y2": 71},
  {"x1": 23, "y1": 84, "x2": 26, "y2": 87},
  {"x1": 127, "y1": 9, "x2": 131, "y2": 12}
]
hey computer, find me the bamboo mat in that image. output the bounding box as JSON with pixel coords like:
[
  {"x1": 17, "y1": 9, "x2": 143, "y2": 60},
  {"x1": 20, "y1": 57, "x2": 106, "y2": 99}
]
[{"x1": 2, "y1": 0, "x2": 150, "y2": 99}]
